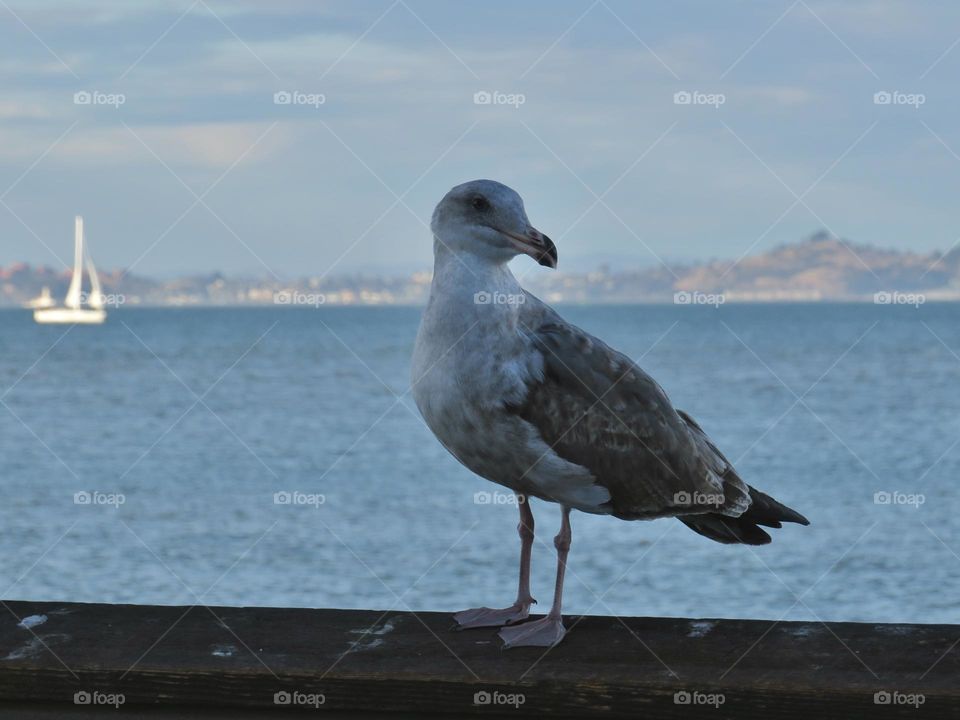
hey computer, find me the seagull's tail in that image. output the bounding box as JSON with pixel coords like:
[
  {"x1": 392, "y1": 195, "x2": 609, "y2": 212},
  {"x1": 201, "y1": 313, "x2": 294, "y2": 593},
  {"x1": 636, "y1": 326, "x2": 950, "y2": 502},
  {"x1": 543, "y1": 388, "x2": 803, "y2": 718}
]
[{"x1": 678, "y1": 486, "x2": 809, "y2": 545}]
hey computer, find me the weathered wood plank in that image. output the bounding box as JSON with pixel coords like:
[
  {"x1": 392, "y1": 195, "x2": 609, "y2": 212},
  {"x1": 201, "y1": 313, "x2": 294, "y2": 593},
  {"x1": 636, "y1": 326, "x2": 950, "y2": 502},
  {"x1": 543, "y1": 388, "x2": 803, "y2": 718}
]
[{"x1": 0, "y1": 601, "x2": 954, "y2": 717}]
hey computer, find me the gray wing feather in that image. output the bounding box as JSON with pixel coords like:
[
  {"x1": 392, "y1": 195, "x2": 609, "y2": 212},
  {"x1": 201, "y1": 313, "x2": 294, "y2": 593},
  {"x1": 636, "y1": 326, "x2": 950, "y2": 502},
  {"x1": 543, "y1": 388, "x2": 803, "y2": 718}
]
[{"x1": 514, "y1": 295, "x2": 750, "y2": 520}]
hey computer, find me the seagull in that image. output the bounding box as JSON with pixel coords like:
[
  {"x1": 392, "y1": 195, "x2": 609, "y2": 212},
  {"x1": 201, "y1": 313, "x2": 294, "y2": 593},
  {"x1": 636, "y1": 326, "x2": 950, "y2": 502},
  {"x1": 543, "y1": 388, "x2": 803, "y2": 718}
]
[{"x1": 411, "y1": 179, "x2": 809, "y2": 648}]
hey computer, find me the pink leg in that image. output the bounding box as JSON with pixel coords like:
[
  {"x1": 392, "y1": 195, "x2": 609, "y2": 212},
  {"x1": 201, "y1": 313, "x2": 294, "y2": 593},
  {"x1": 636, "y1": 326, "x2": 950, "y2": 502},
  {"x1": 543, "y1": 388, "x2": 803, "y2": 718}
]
[
  {"x1": 499, "y1": 506, "x2": 570, "y2": 648},
  {"x1": 515, "y1": 498, "x2": 536, "y2": 608},
  {"x1": 453, "y1": 497, "x2": 537, "y2": 629}
]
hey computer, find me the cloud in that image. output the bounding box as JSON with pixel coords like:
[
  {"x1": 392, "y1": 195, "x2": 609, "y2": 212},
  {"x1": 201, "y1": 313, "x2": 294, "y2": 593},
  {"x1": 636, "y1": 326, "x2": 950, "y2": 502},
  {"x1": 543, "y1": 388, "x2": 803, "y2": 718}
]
[
  {"x1": 802, "y1": 0, "x2": 942, "y2": 38},
  {"x1": 0, "y1": 100, "x2": 53, "y2": 120},
  {"x1": 134, "y1": 121, "x2": 288, "y2": 167},
  {"x1": 0, "y1": 120, "x2": 288, "y2": 169},
  {"x1": 739, "y1": 85, "x2": 817, "y2": 107}
]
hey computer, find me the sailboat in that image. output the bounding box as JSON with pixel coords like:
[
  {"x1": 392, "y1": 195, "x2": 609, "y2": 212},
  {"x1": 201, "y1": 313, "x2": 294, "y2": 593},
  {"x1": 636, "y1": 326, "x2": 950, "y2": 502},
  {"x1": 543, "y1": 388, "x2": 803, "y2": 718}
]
[{"x1": 34, "y1": 216, "x2": 107, "y2": 325}]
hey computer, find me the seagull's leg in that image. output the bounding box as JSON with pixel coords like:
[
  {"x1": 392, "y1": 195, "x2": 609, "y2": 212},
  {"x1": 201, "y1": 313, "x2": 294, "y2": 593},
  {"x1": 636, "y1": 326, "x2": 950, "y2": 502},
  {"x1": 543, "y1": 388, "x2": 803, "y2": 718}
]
[
  {"x1": 498, "y1": 505, "x2": 570, "y2": 648},
  {"x1": 512, "y1": 497, "x2": 537, "y2": 614},
  {"x1": 453, "y1": 497, "x2": 537, "y2": 629}
]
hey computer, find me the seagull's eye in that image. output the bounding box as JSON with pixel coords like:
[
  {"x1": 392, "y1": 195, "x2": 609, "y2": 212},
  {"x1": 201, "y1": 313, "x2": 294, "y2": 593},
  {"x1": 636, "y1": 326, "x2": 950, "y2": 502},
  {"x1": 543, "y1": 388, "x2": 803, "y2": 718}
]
[{"x1": 471, "y1": 196, "x2": 490, "y2": 211}]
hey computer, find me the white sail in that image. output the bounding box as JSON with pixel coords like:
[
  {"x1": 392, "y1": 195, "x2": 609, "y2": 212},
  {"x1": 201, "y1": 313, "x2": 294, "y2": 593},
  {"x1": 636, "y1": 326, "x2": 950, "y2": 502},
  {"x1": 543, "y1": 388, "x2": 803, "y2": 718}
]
[
  {"x1": 85, "y1": 246, "x2": 103, "y2": 309},
  {"x1": 64, "y1": 215, "x2": 84, "y2": 309}
]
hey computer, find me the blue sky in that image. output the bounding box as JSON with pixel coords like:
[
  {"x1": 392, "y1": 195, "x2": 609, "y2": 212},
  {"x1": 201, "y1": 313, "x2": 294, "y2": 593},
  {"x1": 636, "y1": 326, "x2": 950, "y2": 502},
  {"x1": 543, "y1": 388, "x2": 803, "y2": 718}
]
[{"x1": 1, "y1": 0, "x2": 959, "y2": 276}]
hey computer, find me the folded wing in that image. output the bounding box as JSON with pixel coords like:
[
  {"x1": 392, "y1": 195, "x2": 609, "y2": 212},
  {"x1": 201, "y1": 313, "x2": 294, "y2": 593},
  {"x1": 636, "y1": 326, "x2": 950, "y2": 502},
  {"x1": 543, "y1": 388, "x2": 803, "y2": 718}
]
[{"x1": 510, "y1": 306, "x2": 751, "y2": 521}]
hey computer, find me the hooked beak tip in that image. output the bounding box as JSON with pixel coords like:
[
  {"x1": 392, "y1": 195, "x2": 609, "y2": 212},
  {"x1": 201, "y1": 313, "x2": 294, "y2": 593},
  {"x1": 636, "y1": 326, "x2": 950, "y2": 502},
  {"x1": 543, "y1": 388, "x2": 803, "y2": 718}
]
[
  {"x1": 502, "y1": 227, "x2": 557, "y2": 269},
  {"x1": 538, "y1": 235, "x2": 558, "y2": 269}
]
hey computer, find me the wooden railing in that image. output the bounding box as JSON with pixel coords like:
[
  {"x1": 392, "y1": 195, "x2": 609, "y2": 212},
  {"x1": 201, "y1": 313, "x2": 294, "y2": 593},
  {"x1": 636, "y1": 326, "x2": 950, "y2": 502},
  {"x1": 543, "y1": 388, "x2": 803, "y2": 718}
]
[{"x1": 0, "y1": 600, "x2": 954, "y2": 717}]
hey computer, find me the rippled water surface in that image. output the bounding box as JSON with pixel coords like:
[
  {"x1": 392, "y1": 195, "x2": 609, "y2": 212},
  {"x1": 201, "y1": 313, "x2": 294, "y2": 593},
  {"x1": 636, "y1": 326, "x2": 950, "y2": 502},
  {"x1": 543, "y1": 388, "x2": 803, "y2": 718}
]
[{"x1": 1, "y1": 304, "x2": 958, "y2": 624}]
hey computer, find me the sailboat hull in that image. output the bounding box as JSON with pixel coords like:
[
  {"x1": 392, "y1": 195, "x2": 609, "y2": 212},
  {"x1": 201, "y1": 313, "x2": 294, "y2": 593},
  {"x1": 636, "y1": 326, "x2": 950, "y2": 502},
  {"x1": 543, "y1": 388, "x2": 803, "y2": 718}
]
[{"x1": 34, "y1": 308, "x2": 107, "y2": 325}]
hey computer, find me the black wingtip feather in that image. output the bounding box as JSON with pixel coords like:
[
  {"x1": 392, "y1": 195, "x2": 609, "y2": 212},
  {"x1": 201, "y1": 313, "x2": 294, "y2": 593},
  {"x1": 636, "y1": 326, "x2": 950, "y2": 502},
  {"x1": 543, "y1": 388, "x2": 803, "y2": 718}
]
[
  {"x1": 679, "y1": 514, "x2": 772, "y2": 545},
  {"x1": 745, "y1": 487, "x2": 810, "y2": 527},
  {"x1": 679, "y1": 485, "x2": 808, "y2": 546}
]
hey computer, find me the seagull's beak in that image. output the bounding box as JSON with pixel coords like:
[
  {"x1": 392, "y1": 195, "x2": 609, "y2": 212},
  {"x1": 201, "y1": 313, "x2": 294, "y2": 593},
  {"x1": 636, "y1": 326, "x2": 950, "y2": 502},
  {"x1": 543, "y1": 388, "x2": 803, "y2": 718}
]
[{"x1": 500, "y1": 227, "x2": 558, "y2": 269}]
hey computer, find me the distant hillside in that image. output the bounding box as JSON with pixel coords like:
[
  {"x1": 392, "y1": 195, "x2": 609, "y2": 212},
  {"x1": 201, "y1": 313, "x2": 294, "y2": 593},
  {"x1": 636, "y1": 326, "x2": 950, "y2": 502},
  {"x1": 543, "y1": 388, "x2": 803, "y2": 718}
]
[
  {"x1": 525, "y1": 231, "x2": 960, "y2": 303},
  {"x1": 2, "y1": 232, "x2": 959, "y2": 306},
  {"x1": 692, "y1": 230, "x2": 958, "y2": 300}
]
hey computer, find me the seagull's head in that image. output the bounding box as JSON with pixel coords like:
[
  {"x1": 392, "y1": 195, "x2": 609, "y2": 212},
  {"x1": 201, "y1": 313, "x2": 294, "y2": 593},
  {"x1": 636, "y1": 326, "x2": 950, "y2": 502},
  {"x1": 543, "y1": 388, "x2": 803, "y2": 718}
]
[{"x1": 431, "y1": 179, "x2": 557, "y2": 269}]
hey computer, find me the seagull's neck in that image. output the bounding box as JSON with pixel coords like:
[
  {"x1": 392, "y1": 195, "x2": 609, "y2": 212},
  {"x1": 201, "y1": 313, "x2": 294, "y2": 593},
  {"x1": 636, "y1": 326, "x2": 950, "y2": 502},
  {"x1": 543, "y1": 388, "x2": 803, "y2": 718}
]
[
  {"x1": 426, "y1": 239, "x2": 523, "y2": 331},
  {"x1": 432, "y1": 238, "x2": 519, "y2": 292}
]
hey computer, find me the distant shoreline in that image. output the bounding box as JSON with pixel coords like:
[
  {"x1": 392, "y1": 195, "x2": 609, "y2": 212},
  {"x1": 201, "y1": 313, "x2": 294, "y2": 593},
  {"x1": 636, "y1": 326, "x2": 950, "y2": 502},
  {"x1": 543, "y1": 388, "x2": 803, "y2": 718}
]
[
  {"x1": 4, "y1": 232, "x2": 958, "y2": 309},
  {"x1": 3, "y1": 298, "x2": 956, "y2": 310}
]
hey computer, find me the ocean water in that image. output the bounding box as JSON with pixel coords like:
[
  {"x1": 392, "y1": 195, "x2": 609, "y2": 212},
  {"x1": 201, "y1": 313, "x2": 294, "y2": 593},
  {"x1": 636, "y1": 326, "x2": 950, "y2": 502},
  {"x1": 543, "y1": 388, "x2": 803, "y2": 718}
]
[{"x1": 0, "y1": 303, "x2": 958, "y2": 625}]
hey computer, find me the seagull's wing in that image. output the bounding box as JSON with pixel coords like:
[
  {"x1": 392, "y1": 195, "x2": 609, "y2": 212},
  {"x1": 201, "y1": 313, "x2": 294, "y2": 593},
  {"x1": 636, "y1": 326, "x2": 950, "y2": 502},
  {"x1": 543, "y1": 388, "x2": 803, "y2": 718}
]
[
  {"x1": 512, "y1": 296, "x2": 750, "y2": 520},
  {"x1": 672, "y1": 409, "x2": 806, "y2": 543}
]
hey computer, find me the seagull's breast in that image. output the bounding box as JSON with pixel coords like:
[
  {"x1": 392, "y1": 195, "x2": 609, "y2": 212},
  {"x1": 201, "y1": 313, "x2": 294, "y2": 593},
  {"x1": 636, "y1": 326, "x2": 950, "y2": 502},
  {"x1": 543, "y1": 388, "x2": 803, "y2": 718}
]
[
  {"x1": 412, "y1": 311, "x2": 534, "y2": 454},
  {"x1": 412, "y1": 303, "x2": 610, "y2": 513}
]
